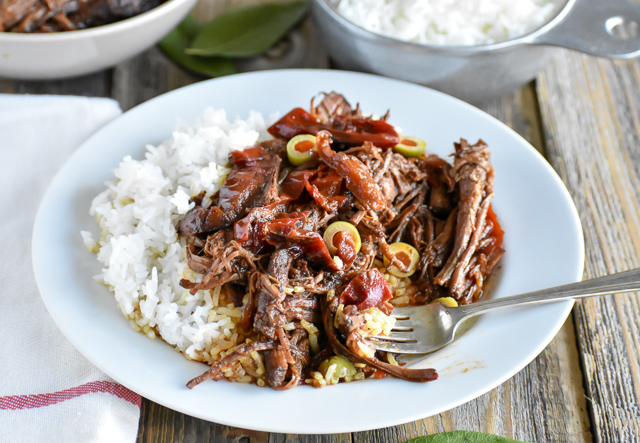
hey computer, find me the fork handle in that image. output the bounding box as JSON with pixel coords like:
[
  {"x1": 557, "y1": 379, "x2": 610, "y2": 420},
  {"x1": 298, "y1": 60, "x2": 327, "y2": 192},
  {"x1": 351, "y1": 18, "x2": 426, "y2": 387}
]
[{"x1": 457, "y1": 267, "x2": 640, "y2": 319}]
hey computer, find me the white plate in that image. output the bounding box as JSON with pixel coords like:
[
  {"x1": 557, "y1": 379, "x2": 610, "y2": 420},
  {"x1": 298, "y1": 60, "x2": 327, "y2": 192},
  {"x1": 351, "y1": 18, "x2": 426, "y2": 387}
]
[{"x1": 32, "y1": 70, "x2": 584, "y2": 434}]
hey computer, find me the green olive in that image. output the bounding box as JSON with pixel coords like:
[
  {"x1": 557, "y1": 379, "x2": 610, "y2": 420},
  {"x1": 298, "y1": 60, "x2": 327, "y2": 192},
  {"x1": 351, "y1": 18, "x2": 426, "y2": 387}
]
[
  {"x1": 393, "y1": 136, "x2": 426, "y2": 158},
  {"x1": 319, "y1": 356, "x2": 357, "y2": 380},
  {"x1": 323, "y1": 221, "x2": 362, "y2": 255},
  {"x1": 434, "y1": 296, "x2": 458, "y2": 308},
  {"x1": 384, "y1": 242, "x2": 420, "y2": 278},
  {"x1": 286, "y1": 134, "x2": 317, "y2": 165}
]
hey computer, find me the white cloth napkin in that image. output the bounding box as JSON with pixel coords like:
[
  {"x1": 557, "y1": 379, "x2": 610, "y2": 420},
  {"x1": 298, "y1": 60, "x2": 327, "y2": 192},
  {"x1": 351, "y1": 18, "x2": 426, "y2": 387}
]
[{"x1": 0, "y1": 95, "x2": 141, "y2": 442}]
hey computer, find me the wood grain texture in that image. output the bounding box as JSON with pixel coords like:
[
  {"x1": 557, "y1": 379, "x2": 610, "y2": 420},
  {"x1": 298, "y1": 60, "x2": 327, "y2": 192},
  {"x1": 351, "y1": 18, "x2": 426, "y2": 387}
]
[
  {"x1": 1, "y1": 30, "x2": 613, "y2": 443},
  {"x1": 112, "y1": 47, "x2": 199, "y2": 111},
  {"x1": 537, "y1": 50, "x2": 640, "y2": 442},
  {"x1": 0, "y1": 71, "x2": 111, "y2": 96},
  {"x1": 138, "y1": 399, "x2": 271, "y2": 443}
]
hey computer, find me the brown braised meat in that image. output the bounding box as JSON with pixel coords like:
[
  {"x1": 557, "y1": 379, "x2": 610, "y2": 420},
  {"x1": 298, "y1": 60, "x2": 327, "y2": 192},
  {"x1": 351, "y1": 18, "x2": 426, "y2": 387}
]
[
  {"x1": 177, "y1": 144, "x2": 283, "y2": 237},
  {"x1": 434, "y1": 139, "x2": 504, "y2": 303},
  {"x1": 315, "y1": 130, "x2": 387, "y2": 211},
  {"x1": 311, "y1": 91, "x2": 361, "y2": 123},
  {"x1": 268, "y1": 97, "x2": 400, "y2": 149},
  {"x1": 0, "y1": 0, "x2": 163, "y2": 32},
  {"x1": 182, "y1": 93, "x2": 505, "y2": 390}
]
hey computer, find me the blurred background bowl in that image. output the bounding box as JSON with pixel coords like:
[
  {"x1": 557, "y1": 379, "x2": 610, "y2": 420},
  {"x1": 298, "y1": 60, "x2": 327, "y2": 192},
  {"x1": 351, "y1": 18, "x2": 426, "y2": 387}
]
[
  {"x1": 0, "y1": 0, "x2": 197, "y2": 80},
  {"x1": 311, "y1": 0, "x2": 640, "y2": 103}
]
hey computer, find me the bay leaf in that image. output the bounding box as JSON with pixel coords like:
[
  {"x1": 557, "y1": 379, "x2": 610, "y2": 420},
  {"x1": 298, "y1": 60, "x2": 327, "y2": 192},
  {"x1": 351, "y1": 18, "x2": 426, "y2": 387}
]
[
  {"x1": 186, "y1": 0, "x2": 308, "y2": 58},
  {"x1": 408, "y1": 431, "x2": 531, "y2": 443},
  {"x1": 174, "y1": 15, "x2": 203, "y2": 39},
  {"x1": 159, "y1": 16, "x2": 236, "y2": 77}
]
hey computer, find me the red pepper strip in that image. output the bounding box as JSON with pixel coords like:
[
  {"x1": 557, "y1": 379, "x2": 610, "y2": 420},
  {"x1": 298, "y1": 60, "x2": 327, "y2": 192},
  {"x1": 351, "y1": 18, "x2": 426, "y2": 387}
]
[
  {"x1": 315, "y1": 130, "x2": 387, "y2": 211},
  {"x1": 234, "y1": 200, "x2": 290, "y2": 253},
  {"x1": 338, "y1": 269, "x2": 393, "y2": 311},
  {"x1": 281, "y1": 169, "x2": 315, "y2": 201},
  {"x1": 332, "y1": 231, "x2": 357, "y2": 268},
  {"x1": 281, "y1": 166, "x2": 349, "y2": 213},
  {"x1": 229, "y1": 145, "x2": 271, "y2": 164},
  {"x1": 265, "y1": 216, "x2": 339, "y2": 271},
  {"x1": 484, "y1": 204, "x2": 504, "y2": 247},
  {"x1": 267, "y1": 107, "x2": 399, "y2": 148},
  {"x1": 305, "y1": 169, "x2": 347, "y2": 212}
]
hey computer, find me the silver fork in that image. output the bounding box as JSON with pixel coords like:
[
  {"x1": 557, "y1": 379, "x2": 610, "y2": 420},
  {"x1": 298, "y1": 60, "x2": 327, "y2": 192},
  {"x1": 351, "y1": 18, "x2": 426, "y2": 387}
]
[{"x1": 368, "y1": 267, "x2": 640, "y2": 354}]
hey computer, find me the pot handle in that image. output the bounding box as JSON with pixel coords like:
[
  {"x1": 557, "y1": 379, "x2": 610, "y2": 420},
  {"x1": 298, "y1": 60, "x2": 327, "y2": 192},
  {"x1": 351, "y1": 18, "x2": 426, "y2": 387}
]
[{"x1": 531, "y1": 0, "x2": 640, "y2": 59}]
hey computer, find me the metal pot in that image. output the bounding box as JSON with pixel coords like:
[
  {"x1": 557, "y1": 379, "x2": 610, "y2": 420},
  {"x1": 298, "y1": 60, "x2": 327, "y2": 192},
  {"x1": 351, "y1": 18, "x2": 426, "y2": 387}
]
[{"x1": 310, "y1": 0, "x2": 640, "y2": 103}]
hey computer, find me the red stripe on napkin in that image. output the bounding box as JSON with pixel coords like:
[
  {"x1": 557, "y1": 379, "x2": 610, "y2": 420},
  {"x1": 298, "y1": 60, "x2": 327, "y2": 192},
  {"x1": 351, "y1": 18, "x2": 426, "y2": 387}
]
[{"x1": 0, "y1": 381, "x2": 141, "y2": 410}]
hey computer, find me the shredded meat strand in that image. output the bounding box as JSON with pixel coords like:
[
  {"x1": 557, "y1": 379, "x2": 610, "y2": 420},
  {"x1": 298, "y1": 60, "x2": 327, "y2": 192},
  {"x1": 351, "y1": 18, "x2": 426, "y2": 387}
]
[
  {"x1": 1, "y1": 0, "x2": 164, "y2": 32},
  {"x1": 322, "y1": 298, "x2": 438, "y2": 382},
  {"x1": 434, "y1": 139, "x2": 494, "y2": 296}
]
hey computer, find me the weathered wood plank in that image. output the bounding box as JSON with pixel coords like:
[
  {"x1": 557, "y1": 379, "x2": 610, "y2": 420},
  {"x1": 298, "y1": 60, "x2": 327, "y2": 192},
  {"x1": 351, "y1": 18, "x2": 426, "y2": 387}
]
[
  {"x1": 269, "y1": 434, "x2": 352, "y2": 443},
  {"x1": 0, "y1": 71, "x2": 111, "y2": 96},
  {"x1": 111, "y1": 47, "x2": 199, "y2": 111},
  {"x1": 111, "y1": 18, "x2": 327, "y2": 112},
  {"x1": 537, "y1": 50, "x2": 640, "y2": 442},
  {"x1": 138, "y1": 399, "x2": 270, "y2": 443}
]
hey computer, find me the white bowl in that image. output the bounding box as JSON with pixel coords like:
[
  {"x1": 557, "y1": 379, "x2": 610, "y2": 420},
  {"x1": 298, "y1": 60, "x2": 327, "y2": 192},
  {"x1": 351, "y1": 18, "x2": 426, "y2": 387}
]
[{"x1": 0, "y1": 0, "x2": 197, "y2": 80}]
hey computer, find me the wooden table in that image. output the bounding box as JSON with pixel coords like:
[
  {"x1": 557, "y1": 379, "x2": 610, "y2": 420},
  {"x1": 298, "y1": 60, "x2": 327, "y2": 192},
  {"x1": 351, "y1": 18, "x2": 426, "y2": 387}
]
[{"x1": 4, "y1": 29, "x2": 640, "y2": 443}]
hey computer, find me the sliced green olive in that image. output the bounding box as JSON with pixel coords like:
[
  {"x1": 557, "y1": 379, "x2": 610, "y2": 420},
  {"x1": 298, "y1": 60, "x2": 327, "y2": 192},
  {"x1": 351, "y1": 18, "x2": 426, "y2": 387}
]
[
  {"x1": 393, "y1": 136, "x2": 426, "y2": 158},
  {"x1": 434, "y1": 296, "x2": 458, "y2": 308},
  {"x1": 319, "y1": 356, "x2": 357, "y2": 380},
  {"x1": 286, "y1": 134, "x2": 317, "y2": 165},
  {"x1": 323, "y1": 221, "x2": 362, "y2": 255},
  {"x1": 384, "y1": 242, "x2": 420, "y2": 278}
]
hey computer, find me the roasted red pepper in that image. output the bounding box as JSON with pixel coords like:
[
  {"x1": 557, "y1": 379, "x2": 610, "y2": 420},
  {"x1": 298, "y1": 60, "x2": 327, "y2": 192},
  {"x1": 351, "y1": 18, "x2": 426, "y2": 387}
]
[
  {"x1": 315, "y1": 131, "x2": 387, "y2": 211},
  {"x1": 281, "y1": 165, "x2": 350, "y2": 212},
  {"x1": 332, "y1": 231, "x2": 357, "y2": 268},
  {"x1": 264, "y1": 214, "x2": 339, "y2": 271},
  {"x1": 268, "y1": 107, "x2": 399, "y2": 148},
  {"x1": 338, "y1": 269, "x2": 393, "y2": 311}
]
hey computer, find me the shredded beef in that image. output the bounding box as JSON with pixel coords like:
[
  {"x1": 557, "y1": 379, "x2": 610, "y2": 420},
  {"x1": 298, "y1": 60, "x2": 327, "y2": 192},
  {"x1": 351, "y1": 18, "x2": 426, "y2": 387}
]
[
  {"x1": 434, "y1": 139, "x2": 500, "y2": 300},
  {"x1": 311, "y1": 91, "x2": 357, "y2": 123},
  {"x1": 1, "y1": 0, "x2": 163, "y2": 32},
  {"x1": 181, "y1": 93, "x2": 504, "y2": 390},
  {"x1": 177, "y1": 144, "x2": 282, "y2": 236}
]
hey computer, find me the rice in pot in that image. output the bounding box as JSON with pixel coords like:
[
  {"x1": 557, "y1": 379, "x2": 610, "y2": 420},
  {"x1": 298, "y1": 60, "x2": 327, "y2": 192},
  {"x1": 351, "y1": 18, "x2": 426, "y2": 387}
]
[{"x1": 331, "y1": 0, "x2": 565, "y2": 46}]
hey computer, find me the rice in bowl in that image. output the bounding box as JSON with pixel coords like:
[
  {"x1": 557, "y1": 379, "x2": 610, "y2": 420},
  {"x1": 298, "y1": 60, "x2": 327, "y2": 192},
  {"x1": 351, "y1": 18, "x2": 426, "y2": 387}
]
[{"x1": 82, "y1": 108, "x2": 275, "y2": 383}]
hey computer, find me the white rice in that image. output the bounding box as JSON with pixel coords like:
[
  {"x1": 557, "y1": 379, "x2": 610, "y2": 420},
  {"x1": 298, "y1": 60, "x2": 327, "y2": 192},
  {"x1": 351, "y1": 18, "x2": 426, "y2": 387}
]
[
  {"x1": 82, "y1": 108, "x2": 276, "y2": 362},
  {"x1": 332, "y1": 0, "x2": 565, "y2": 45}
]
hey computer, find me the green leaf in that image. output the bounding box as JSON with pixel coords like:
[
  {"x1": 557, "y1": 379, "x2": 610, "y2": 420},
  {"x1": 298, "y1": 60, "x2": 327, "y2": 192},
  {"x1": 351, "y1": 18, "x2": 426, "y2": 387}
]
[
  {"x1": 158, "y1": 17, "x2": 236, "y2": 78},
  {"x1": 177, "y1": 15, "x2": 204, "y2": 39},
  {"x1": 186, "y1": 0, "x2": 308, "y2": 58},
  {"x1": 408, "y1": 431, "x2": 531, "y2": 443}
]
